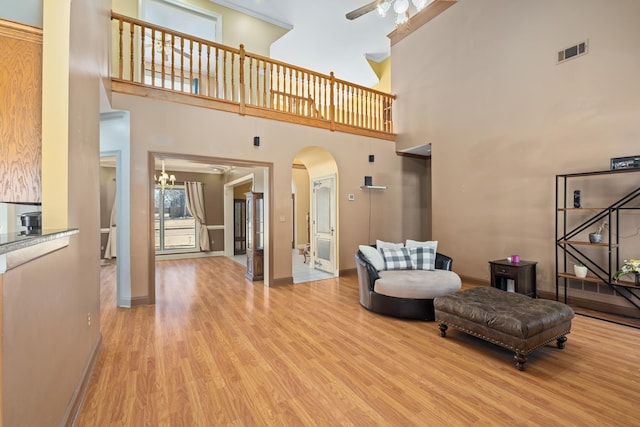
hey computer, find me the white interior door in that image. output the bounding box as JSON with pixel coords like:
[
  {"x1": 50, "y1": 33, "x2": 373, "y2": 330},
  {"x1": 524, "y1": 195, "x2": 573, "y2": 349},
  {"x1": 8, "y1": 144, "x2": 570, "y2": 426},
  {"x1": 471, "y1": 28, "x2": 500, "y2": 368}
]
[{"x1": 312, "y1": 175, "x2": 336, "y2": 274}]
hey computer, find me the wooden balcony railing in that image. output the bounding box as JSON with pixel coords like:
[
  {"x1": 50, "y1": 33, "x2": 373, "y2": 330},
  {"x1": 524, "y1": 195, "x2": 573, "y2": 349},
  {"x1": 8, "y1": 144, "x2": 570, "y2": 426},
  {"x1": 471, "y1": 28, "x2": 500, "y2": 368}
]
[{"x1": 111, "y1": 13, "x2": 395, "y2": 139}]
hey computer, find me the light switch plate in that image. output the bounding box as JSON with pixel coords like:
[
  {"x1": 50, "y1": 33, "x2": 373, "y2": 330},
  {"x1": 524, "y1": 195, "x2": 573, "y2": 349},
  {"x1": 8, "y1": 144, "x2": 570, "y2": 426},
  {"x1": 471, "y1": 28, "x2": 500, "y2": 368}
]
[{"x1": 348, "y1": 194, "x2": 355, "y2": 201}]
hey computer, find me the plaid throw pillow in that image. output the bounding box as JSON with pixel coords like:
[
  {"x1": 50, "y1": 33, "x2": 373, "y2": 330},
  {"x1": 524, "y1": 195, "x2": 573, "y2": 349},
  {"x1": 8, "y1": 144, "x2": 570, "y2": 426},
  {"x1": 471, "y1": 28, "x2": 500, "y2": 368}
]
[
  {"x1": 381, "y1": 247, "x2": 414, "y2": 270},
  {"x1": 410, "y1": 246, "x2": 436, "y2": 271}
]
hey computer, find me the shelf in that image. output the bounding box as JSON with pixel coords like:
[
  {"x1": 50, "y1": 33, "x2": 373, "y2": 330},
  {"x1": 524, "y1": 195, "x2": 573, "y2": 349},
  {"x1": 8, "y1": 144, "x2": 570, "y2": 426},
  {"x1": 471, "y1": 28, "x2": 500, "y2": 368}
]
[
  {"x1": 556, "y1": 169, "x2": 640, "y2": 313},
  {"x1": 558, "y1": 207, "x2": 639, "y2": 212},
  {"x1": 557, "y1": 207, "x2": 610, "y2": 212},
  {"x1": 360, "y1": 185, "x2": 387, "y2": 190},
  {"x1": 558, "y1": 273, "x2": 604, "y2": 284},
  {"x1": 557, "y1": 273, "x2": 639, "y2": 288},
  {"x1": 557, "y1": 240, "x2": 617, "y2": 248}
]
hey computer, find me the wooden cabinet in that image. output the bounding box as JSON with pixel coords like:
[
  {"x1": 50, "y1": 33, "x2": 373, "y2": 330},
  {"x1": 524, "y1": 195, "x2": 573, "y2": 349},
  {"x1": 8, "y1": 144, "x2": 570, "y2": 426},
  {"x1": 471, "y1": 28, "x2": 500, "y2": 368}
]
[
  {"x1": 245, "y1": 192, "x2": 264, "y2": 281},
  {"x1": 489, "y1": 259, "x2": 537, "y2": 297},
  {"x1": 0, "y1": 19, "x2": 42, "y2": 203}
]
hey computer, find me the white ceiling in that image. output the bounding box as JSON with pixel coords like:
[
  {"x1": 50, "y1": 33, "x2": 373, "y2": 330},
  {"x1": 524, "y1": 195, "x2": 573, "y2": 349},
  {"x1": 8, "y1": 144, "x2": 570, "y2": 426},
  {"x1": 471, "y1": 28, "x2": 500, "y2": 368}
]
[{"x1": 211, "y1": 0, "x2": 401, "y2": 87}]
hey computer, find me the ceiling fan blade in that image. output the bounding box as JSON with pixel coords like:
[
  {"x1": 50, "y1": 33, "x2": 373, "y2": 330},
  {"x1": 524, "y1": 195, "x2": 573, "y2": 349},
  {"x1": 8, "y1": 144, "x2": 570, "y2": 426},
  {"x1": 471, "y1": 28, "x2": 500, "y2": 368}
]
[
  {"x1": 174, "y1": 46, "x2": 191, "y2": 59},
  {"x1": 346, "y1": 1, "x2": 379, "y2": 20}
]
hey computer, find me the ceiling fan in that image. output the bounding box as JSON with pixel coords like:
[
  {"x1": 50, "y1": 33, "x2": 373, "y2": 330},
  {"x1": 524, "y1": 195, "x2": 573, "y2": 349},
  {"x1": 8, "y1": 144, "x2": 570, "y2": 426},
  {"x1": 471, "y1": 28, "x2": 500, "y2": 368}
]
[
  {"x1": 144, "y1": 29, "x2": 192, "y2": 62},
  {"x1": 346, "y1": 0, "x2": 431, "y2": 22}
]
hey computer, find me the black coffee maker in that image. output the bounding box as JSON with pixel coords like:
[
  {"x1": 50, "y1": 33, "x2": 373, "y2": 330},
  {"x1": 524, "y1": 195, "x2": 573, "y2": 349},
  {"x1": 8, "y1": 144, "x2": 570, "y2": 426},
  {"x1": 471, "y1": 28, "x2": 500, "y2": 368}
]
[{"x1": 20, "y1": 211, "x2": 42, "y2": 235}]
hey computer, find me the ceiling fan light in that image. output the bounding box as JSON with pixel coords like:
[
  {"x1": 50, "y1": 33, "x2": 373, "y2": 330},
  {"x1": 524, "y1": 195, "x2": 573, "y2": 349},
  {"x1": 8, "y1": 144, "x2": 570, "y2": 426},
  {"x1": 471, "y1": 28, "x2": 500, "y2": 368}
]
[
  {"x1": 395, "y1": 11, "x2": 409, "y2": 25},
  {"x1": 394, "y1": 0, "x2": 409, "y2": 14},
  {"x1": 376, "y1": 0, "x2": 391, "y2": 17},
  {"x1": 412, "y1": 0, "x2": 429, "y2": 11}
]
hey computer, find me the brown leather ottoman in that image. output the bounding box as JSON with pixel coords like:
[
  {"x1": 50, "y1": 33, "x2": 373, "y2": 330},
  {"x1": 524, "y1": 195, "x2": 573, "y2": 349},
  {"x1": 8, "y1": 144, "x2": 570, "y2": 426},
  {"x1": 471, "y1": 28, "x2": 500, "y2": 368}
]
[{"x1": 434, "y1": 286, "x2": 574, "y2": 370}]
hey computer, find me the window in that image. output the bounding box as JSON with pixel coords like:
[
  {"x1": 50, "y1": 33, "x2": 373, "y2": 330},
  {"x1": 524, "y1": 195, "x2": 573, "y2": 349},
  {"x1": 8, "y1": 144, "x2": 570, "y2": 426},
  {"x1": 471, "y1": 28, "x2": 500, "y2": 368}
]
[{"x1": 154, "y1": 185, "x2": 196, "y2": 252}]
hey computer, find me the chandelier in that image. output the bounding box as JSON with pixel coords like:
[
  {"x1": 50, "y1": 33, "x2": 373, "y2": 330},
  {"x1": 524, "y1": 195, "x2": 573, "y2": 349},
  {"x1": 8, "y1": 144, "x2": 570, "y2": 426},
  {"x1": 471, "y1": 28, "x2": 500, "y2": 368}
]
[
  {"x1": 155, "y1": 160, "x2": 176, "y2": 192},
  {"x1": 377, "y1": 0, "x2": 433, "y2": 26}
]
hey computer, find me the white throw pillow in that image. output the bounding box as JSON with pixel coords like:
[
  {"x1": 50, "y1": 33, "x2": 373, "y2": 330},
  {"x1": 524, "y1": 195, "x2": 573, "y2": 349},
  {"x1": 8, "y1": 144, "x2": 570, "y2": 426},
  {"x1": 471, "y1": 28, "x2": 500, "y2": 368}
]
[
  {"x1": 358, "y1": 245, "x2": 385, "y2": 271},
  {"x1": 405, "y1": 239, "x2": 438, "y2": 253},
  {"x1": 376, "y1": 240, "x2": 404, "y2": 250}
]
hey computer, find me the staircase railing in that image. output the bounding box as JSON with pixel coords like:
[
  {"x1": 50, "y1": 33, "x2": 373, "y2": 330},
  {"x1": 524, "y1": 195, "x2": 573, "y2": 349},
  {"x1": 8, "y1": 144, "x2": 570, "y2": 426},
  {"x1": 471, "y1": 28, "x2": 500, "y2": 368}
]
[{"x1": 111, "y1": 12, "x2": 395, "y2": 137}]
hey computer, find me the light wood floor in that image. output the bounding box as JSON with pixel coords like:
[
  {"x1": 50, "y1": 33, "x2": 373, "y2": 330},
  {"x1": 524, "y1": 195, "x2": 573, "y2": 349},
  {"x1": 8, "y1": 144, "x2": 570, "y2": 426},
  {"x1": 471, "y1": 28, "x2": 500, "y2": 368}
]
[{"x1": 75, "y1": 257, "x2": 640, "y2": 426}]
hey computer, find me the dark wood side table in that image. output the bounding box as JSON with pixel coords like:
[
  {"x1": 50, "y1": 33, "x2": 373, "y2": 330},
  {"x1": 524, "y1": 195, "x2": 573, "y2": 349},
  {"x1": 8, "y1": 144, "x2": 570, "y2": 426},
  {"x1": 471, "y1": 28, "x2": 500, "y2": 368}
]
[{"x1": 489, "y1": 259, "x2": 537, "y2": 297}]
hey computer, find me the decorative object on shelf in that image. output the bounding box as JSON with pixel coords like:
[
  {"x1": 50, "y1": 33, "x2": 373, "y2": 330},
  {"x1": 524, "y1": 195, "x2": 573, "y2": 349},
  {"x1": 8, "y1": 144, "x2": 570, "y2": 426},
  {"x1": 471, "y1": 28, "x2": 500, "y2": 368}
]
[
  {"x1": 610, "y1": 155, "x2": 640, "y2": 171},
  {"x1": 574, "y1": 263, "x2": 588, "y2": 278},
  {"x1": 361, "y1": 175, "x2": 387, "y2": 190},
  {"x1": 588, "y1": 220, "x2": 608, "y2": 243},
  {"x1": 573, "y1": 190, "x2": 581, "y2": 208},
  {"x1": 155, "y1": 160, "x2": 176, "y2": 193},
  {"x1": 613, "y1": 259, "x2": 640, "y2": 285}
]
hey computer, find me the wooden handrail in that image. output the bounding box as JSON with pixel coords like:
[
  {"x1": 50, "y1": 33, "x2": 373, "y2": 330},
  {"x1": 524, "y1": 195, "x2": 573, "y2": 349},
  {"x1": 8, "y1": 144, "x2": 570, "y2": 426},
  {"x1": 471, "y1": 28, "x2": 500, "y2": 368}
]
[{"x1": 110, "y1": 12, "x2": 395, "y2": 137}]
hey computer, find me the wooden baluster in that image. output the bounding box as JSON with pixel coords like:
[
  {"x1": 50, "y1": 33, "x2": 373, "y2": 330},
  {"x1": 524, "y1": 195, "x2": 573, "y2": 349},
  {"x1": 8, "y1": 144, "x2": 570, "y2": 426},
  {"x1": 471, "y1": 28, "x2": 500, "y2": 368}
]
[
  {"x1": 291, "y1": 68, "x2": 296, "y2": 114},
  {"x1": 284, "y1": 67, "x2": 291, "y2": 112},
  {"x1": 334, "y1": 82, "x2": 338, "y2": 123},
  {"x1": 379, "y1": 94, "x2": 383, "y2": 131},
  {"x1": 117, "y1": 19, "x2": 123, "y2": 79},
  {"x1": 325, "y1": 77, "x2": 330, "y2": 120},
  {"x1": 262, "y1": 60, "x2": 267, "y2": 108},
  {"x1": 350, "y1": 86, "x2": 354, "y2": 126},
  {"x1": 342, "y1": 83, "x2": 346, "y2": 124},
  {"x1": 150, "y1": 29, "x2": 155, "y2": 86},
  {"x1": 189, "y1": 39, "x2": 194, "y2": 93},
  {"x1": 299, "y1": 70, "x2": 304, "y2": 115},
  {"x1": 329, "y1": 72, "x2": 335, "y2": 128},
  {"x1": 297, "y1": 69, "x2": 301, "y2": 114},
  {"x1": 294, "y1": 69, "x2": 299, "y2": 114},
  {"x1": 180, "y1": 37, "x2": 184, "y2": 91},
  {"x1": 215, "y1": 47, "x2": 219, "y2": 99},
  {"x1": 248, "y1": 56, "x2": 253, "y2": 106},
  {"x1": 140, "y1": 25, "x2": 145, "y2": 85},
  {"x1": 358, "y1": 88, "x2": 362, "y2": 128},
  {"x1": 340, "y1": 83, "x2": 345, "y2": 124},
  {"x1": 307, "y1": 74, "x2": 312, "y2": 116},
  {"x1": 197, "y1": 42, "x2": 202, "y2": 96},
  {"x1": 349, "y1": 86, "x2": 353, "y2": 125},
  {"x1": 234, "y1": 48, "x2": 239, "y2": 105},
  {"x1": 170, "y1": 34, "x2": 175, "y2": 90},
  {"x1": 388, "y1": 95, "x2": 393, "y2": 132},
  {"x1": 161, "y1": 32, "x2": 167, "y2": 87},
  {"x1": 363, "y1": 88, "x2": 366, "y2": 128},
  {"x1": 260, "y1": 59, "x2": 263, "y2": 107},
  {"x1": 129, "y1": 22, "x2": 134, "y2": 81},
  {"x1": 206, "y1": 45, "x2": 210, "y2": 97},
  {"x1": 365, "y1": 89, "x2": 370, "y2": 129},
  {"x1": 373, "y1": 93, "x2": 378, "y2": 131},
  {"x1": 222, "y1": 50, "x2": 227, "y2": 100}
]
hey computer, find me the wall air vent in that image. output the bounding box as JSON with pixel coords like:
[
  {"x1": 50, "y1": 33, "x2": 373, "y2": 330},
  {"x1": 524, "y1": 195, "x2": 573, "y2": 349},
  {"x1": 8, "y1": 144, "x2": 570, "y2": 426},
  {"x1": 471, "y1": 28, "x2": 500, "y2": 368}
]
[{"x1": 557, "y1": 40, "x2": 588, "y2": 64}]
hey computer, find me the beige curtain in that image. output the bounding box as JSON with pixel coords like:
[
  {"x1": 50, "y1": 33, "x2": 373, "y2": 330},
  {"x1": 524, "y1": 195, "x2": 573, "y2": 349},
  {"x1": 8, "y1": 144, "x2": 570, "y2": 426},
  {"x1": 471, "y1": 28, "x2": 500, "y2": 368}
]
[{"x1": 185, "y1": 181, "x2": 210, "y2": 251}]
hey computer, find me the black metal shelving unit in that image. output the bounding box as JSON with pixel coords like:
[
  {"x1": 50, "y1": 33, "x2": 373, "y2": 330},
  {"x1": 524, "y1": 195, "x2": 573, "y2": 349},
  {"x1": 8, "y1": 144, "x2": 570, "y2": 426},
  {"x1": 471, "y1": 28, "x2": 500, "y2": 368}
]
[{"x1": 555, "y1": 169, "x2": 640, "y2": 313}]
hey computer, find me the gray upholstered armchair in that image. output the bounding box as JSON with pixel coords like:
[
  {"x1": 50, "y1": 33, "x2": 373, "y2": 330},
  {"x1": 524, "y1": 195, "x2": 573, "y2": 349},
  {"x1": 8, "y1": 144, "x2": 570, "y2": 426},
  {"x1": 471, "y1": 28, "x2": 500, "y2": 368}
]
[{"x1": 355, "y1": 249, "x2": 459, "y2": 320}]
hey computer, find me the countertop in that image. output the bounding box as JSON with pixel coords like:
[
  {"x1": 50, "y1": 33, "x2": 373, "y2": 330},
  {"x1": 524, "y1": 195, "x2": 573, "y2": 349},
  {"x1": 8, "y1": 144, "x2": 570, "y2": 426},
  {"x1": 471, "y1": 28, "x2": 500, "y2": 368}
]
[
  {"x1": 0, "y1": 228, "x2": 79, "y2": 255},
  {"x1": 0, "y1": 229, "x2": 79, "y2": 273}
]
